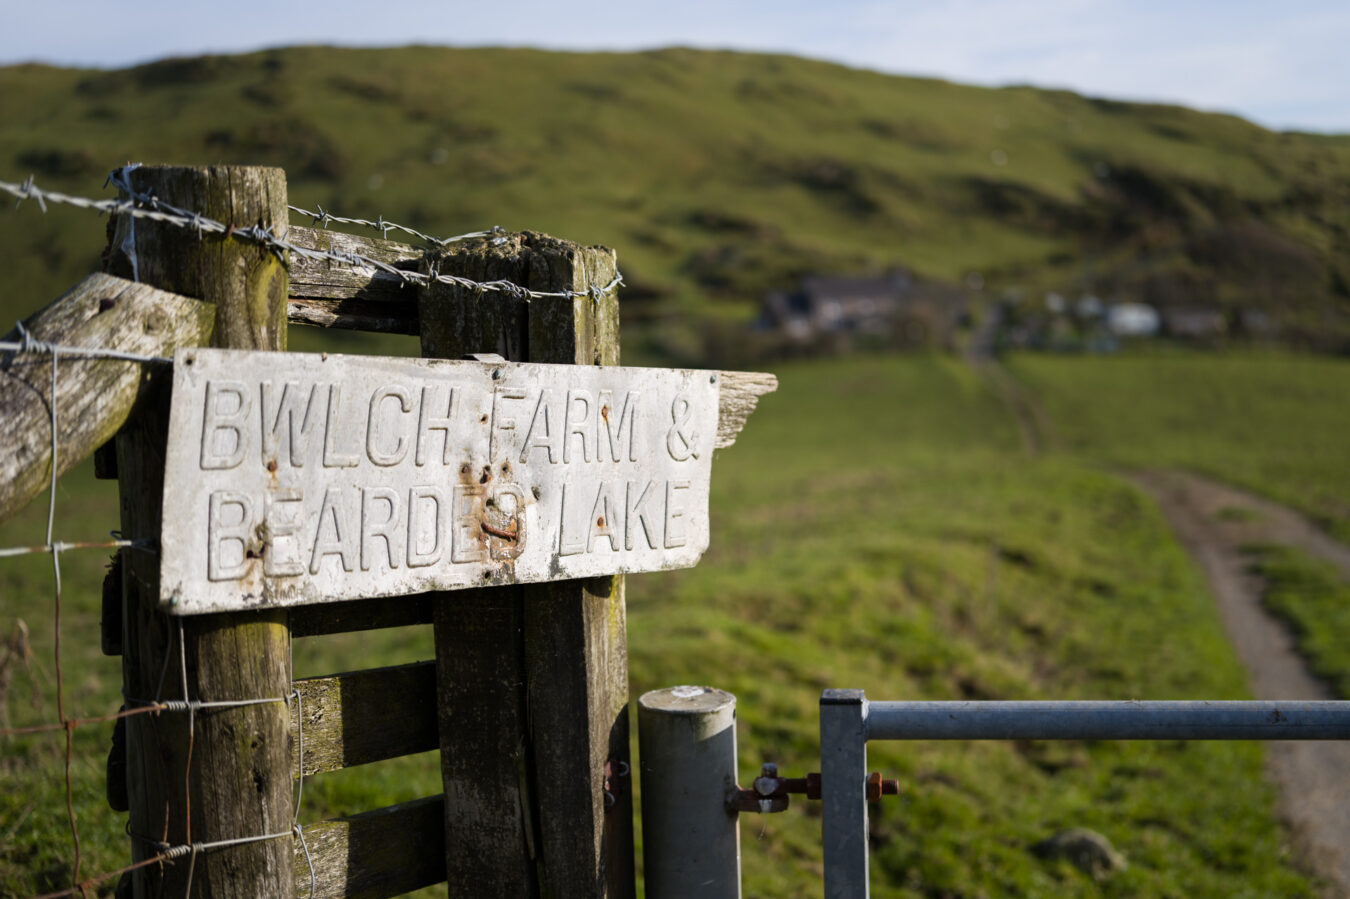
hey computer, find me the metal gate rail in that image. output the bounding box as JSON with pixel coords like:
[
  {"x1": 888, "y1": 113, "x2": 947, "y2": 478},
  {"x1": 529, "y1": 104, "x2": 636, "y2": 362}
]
[{"x1": 819, "y1": 689, "x2": 1350, "y2": 898}]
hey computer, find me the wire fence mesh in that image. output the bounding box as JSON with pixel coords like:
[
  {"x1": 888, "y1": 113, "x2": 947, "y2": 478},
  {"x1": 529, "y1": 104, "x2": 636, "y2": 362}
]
[
  {"x1": 0, "y1": 170, "x2": 457, "y2": 897},
  {"x1": 0, "y1": 330, "x2": 316, "y2": 897}
]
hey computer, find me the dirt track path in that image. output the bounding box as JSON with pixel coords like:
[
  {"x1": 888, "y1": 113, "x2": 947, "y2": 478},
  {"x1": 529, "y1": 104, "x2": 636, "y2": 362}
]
[
  {"x1": 970, "y1": 353, "x2": 1350, "y2": 892},
  {"x1": 1130, "y1": 470, "x2": 1350, "y2": 897}
]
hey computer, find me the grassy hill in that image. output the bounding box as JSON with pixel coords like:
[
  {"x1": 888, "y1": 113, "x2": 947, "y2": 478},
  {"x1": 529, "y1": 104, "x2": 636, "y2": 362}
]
[{"x1": 2, "y1": 46, "x2": 1349, "y2": 359}]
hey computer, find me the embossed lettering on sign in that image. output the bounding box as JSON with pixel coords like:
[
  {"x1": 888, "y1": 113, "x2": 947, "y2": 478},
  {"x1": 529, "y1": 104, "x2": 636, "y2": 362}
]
[
  {"x1": 264, "y1": 488, "x2": 305, "y2": 577},
  {"x1": 261, "y1": 381, "x2": 322, "y2": 467},
  {"x1": 162, "y1": 350, "x2": 721, "y2": 614},
  {"x1": 323, "y1": 386, "x2": 361, "y2": 468},
  {"x1": 200, "y1": 381, "x2": 249, "y2": 470},
  {"x1": 599, "y1": 391, "x2": 639, "y2": 463},
  {"x1": 666, "y1": 395, "x2": 700, "y2": 461},
  {"x1": 521, "y1": 389, "x2": 558, "y2": 464}
]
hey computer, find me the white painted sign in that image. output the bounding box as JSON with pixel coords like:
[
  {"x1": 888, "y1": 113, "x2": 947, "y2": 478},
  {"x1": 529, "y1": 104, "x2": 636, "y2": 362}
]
[{"x1": 159, "y1": 348, "x2": 719, "y2": 614}]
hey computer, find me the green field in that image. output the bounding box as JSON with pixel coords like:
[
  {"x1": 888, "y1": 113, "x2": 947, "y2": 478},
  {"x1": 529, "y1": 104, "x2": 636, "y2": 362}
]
[
  {"x1": 1249, "y1": 546, "x2": 1350, "y2": 701},
  {"x1": 1, "y1": 353, "x2": 1325, "y2": 897},
  {"x1": 1008, "y1": 351, "x2": 1350, "y2": 542},
  {"x1": 1007, "y1": 350, "x2": 1350, "y2": 713}
]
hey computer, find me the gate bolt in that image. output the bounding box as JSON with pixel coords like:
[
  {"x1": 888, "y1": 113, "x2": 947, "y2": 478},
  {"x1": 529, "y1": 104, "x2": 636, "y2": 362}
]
[
  {"x1": 725, "y1": 762, "x2": 898, "y2": 813},
  {"x1": 865, "y1": 771, "x2": 900, "y2": 802},
  {"x1": 603, "y1": 757, "x2": 630, "y2": 811}
]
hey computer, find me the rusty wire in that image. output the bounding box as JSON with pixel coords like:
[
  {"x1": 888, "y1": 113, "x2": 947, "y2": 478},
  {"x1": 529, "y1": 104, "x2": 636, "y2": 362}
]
[
  {"x1": 0, "y1": 332, "x2": 91, "y2": 890},
  {"x1": 0, "y1": 538, "x2": 152, "y2": 560},
  {"x1": 0, "y1": 702, "x2": 168, "y2": 738},
  {"x1": 30, "y1": 851, "x2": 171, "y2": 899},
  {"x1": 0, "y1": 336, "x2": 312, "y2": 897}
]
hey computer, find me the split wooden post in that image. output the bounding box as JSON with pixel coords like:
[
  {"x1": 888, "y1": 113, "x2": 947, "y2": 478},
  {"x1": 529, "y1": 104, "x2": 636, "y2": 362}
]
[
  {"x1": 418, "y1": 232, "x2": 635, "y2": 897},
  {"x1": 108, "y1": 166, "x2": 294, "y2": 898},
  {"x1": 0, "y1": 274, "x2": 214, "y2": 525}
]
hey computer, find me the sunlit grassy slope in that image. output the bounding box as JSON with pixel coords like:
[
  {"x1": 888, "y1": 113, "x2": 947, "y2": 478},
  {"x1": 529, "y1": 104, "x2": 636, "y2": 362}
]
[
  {"x1": 2, "y1": 354, "x2": 1317, "y2": 896},
  {"x1": 1007, "y1": 350, "x2": 1350, "y2": 741},
  {"x1": 2, "y1": 46, "x2": 1349, "y2": 359},
  {"x1": 1008, "y1": 351, "x2": 1350, "y2": 541}
]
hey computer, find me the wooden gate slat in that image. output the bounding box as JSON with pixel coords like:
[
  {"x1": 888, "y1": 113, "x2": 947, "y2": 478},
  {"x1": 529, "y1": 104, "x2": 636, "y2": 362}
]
[
  {"x1": 294, "y1": 796, "x2": 445, "y2": 899},
  {"x1": 291, "y1": 661, "x2": 438, "y2": 777}
]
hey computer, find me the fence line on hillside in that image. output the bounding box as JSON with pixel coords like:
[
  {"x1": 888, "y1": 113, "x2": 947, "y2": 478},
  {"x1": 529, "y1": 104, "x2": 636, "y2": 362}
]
[
  {"x1": 1, "y1": 329, "x2": 315, "y2": 899},
  {"x1": 0, "y1": 172, "x2": 624, "y2": 301}
]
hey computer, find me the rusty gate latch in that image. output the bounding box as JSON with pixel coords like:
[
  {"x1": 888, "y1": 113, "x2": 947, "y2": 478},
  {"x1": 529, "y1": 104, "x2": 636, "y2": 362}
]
[{"x1": 726, "y1": 763, "x2": 898, "y2": 814}]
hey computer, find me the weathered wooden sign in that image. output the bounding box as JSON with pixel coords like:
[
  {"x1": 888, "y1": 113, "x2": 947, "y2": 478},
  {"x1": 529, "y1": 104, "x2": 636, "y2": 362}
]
[{"x1": 158, "y1": 348, "x2": 772, "y2": 614}]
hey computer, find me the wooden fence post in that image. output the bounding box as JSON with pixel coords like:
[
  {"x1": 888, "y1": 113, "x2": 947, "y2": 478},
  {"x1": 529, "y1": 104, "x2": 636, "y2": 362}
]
[
  {"x1": 107, "y1": 166, "x2": 294, "y2": 898},
  {"x1": 419, "y1": 232, "x2": 635, "y2": 897}
]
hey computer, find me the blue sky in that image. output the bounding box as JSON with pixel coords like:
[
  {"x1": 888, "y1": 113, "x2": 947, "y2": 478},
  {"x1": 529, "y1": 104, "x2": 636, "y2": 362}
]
[{"x1": 6, "y1": 0, "x2": 1349, "y2": 133}]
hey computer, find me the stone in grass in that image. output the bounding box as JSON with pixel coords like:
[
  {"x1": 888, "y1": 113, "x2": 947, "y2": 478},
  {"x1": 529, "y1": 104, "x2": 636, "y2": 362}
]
[{"x1": 1032, "y1": 828, "x2": 1128, "y2": 881}]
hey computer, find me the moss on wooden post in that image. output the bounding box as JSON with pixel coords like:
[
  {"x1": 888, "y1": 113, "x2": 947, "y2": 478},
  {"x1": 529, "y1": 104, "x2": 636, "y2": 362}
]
[{"x1": 109, "y1": 166, "x2": 294, "y2": 899}]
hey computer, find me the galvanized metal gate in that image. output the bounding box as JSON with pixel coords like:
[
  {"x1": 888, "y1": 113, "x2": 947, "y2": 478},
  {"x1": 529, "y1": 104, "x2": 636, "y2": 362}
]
[{"x1": 819, "y1": 690, "x2": 1350, "y2": 898}]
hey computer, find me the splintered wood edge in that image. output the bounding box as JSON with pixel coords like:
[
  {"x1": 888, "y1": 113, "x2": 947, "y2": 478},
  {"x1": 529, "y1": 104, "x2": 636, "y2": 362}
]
[{"x1": 715, "y1": 371, "x2": 778, "y2": 449}]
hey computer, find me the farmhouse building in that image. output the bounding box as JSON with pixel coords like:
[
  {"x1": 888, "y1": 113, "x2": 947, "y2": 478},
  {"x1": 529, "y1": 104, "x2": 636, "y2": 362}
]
[{"x1": 758, "y1": 269, "x2": 965, "y2": 352}]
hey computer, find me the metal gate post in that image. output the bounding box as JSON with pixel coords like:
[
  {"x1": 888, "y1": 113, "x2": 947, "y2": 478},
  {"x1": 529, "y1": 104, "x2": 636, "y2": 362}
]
[
  {"x1": 637, "y1": 686, "x2": 741, "y2": 898},
  {"x1": 821, "y1": 689, "x2": 869, "y2": 899}
]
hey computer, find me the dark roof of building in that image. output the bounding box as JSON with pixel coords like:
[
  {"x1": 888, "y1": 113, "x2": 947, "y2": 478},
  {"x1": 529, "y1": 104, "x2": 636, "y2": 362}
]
[{"x1": 800, "y1": 271, "x2": 911, "y2": 301}]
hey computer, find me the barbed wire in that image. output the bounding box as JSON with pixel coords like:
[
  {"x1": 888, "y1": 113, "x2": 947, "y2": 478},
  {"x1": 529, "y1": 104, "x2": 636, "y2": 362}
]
[
  {"x1": 288, "y1": 202, "x2": 508, "y2": 249},
  {"x1": 0, "y1": 173, "x2": 623, "y2": 302}
]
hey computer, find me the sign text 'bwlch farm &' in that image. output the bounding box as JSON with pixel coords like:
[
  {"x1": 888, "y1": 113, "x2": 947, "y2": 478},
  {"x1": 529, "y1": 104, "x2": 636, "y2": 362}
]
[{"x1": 157, "y1": 349, "x2": 774, "y2": 614}]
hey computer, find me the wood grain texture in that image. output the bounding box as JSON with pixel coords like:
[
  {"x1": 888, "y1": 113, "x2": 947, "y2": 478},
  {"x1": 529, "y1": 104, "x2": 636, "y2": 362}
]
[
  {"x1": 419, "y1": 234, "x2": 548, "y2": 897},
  {"x1": 519, "y1": 235, "x2": 635, "y2": 899},
  {"x1": 108, "y1": 166, "x2": 289, "y2": 352},
  {"x1": 286, "y1": 226, "x2": 423, "y2": 302},
  {"x1": 417, "y1": 231, "x2": 635, "y2": 898},
  {"x1": 111, "y1": 166, "x2": 294, "y2": 899},
  {"x1": 0, "y1": 273, "x2": 213, "y2": 525},
  {"x1": 293, "y1": 796, "x2": 445, "y2": 899},
  {"x1": 431, "y1": 590, "x2": 536, "y2": 895},
  {"x1": 285, "y1": 297, "x2": 418, "y2": 334},
  {"x1": 290, "y1": 662, "x2": 437, "y2": 777},
  {"x1": 285, "y1": 226, "x2": 422, "y2": 334},
  {"x1": 715, "y1": 371, "x2": 778, "y2": 449}
]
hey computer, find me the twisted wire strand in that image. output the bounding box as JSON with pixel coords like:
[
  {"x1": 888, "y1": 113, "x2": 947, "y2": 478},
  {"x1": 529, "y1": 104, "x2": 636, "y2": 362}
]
[
  {"x1": 288, "y1": 202, "x2": 509, "y2": 249},
  {"x1": 0, "y1": 173, "x2": 623, "y2": 301}
]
